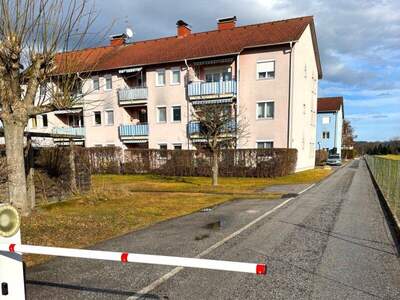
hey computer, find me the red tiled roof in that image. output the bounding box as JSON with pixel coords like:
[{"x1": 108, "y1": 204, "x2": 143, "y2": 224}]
[
  {"x1": 55, "y1": 16, "x2": 322, "y2": 78},
  {"x1": 317, "y1": 97, "x2": 343, "y2": 112}
]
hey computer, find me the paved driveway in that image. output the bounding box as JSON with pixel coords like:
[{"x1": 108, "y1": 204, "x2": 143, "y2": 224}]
[{"x1": 26, "y1": 160, "x2": 400, "y2": 299}]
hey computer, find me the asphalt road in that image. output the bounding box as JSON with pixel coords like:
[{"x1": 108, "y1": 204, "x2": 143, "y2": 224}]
[{"x1": 25, "y1": 160, "x2": 400, "y2": 299}]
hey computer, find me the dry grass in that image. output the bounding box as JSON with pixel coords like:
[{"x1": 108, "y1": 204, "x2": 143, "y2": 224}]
[
  {"x1": 379, "y1": 155, "x2": 400, "y2": 160},
  {"x1": 21, "y1": 167, "x2": 331, "y2": 267}
]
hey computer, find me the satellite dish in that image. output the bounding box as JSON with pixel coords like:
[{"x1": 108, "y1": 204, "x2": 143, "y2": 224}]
[
  {"x1": 126, "y1": 27, "x2": 134, "y2": 38},
  {"x1": 0, "y1": 204, "x2": 20, "y2": 238}
]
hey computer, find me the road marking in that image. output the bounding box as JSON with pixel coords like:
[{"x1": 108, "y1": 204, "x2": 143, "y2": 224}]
[{"x1": 128, "y1": 183, "x2": 316, "y2": 299}]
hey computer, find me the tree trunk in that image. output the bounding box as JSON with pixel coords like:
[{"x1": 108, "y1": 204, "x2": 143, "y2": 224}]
[
  {"x1": 3, "y1": 123, "x2": 30, "y2": 215},
  {"x1": 211, "y1": 150, "x2": 219, "y2": 186},
  {"x1": 26, "y1": 134, "x2": 36, "y2": 210}
]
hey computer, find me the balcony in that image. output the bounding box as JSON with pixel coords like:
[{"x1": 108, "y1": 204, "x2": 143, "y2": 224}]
[
  {"x1": 187, "y1": 121, "x2": 236, "y2": 139},
  {"x1": 52, "y1": 127, "x2": 85, "y2": 137},
  {"x1": 118, "y1": 87, "x2": 148, "y2": 106},
  {"x1": 187, "y1": 80, "x2": 237, "y2": 100},
  {"x1": 119, "y1": 124, "x2": 149, "y2": 142}
]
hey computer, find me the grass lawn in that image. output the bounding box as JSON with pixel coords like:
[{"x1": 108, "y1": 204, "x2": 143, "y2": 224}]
[
  {"x1": 378, "y1": 154, "x2": 400, "y2": 160},
  {"x1": 22, "y1": 168, "x2": 331, "y2": 267}
]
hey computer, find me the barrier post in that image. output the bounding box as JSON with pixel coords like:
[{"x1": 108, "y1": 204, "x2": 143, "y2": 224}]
[{"x1": 0, "y1": 204, "x2": 25, "y2": 299}]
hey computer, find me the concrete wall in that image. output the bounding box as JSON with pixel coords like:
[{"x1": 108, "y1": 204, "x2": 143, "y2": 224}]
[
  {"x1": 237, "y1": 47, "x2": 290, "y2": 148},
  {"x1": 290, "y1": 25, "x2": 319, "y2": 171}
]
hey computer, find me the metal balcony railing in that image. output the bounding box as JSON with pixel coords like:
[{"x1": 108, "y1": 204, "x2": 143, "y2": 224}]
[
  {"x1": 187, "y1": 121, "x2": 236, "y2": 137},
  {"x1": 118, "y1": 87, "x2": 148, "y2": 104},
  {"x1": 187, "y1": 80, "x2": 237, "y2": 98},
  {"x1": 52, "y1": 127, "x2": 85, "y2": 137},
  {"x1": 119, "y1": 124, "x2": 149, "y2": 137}
]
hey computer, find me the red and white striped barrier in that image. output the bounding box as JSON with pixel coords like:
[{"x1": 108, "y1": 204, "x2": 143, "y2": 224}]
[{"x1": 0, "y1": 243, "x2": 267, "y2": 275}]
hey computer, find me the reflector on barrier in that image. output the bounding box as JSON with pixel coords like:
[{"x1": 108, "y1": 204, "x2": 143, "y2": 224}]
[{"x1": 0, "y1": 204, "x2": 20, "y2": 238}]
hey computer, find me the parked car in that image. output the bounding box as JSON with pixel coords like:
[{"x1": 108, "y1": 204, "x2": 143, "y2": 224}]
[{"x1": 327, "y1": 154, "x2": 342, "y2": 166}]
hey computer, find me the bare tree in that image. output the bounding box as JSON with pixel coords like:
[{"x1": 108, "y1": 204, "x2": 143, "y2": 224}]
[
  {"x1": 0, "y1": 0, "x2": 99, "y2": 215},
  {"x1": 190, "y1": 103, "x2": 248, "y2": 186},
  {"x1": 342, "y1": 119, "x2": 357, "y2": 149}
]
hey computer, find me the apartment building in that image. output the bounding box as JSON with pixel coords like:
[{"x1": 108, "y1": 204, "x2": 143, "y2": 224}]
[
  {"x1": 316, "y1": 97, "x2": 344, "y2": 156},
  {"x1": 31, "y1": 16, "x2": 322, "y2": 171}
]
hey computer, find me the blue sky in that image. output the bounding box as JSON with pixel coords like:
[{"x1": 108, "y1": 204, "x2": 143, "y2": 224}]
[{"x1": 90, "y1": 0, "x2": 400, "y2": 141}]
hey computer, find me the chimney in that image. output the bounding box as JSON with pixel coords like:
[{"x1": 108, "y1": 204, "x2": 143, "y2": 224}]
[
  {"x1": 217, "y1": 16, "x2": 237, "y2": 30},
  {"x1": 110, "y1": 33, "x2": 127, "y2": 46},
  {"x1": 176, "y1": 20, "x2": 191, "y2": 38}
]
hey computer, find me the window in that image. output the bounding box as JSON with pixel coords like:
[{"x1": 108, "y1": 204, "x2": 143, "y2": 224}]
[
  {"x1": 257, "y1": 101, "x2": 274, "y2": 119},
  {"x1": 39, "y1": 85, "x2": 46, "y2": 97},
  {"x1": 93, "y1": 77, "x2": 100, "y2": 91},
  {"x1": 322, "y1": 116, "x2": 330, "y2": 124},
  {"x1": 156, "y1": 69, "x2": 166, "y2": 86},
  {"x1": 159, "y1": 144, "x2": 167, "y2": 150},
  {"x1": 173, "y1": 144, "x2": 182, "y2": 150},
  {"x1": 69, "y1": 114, "x2": 83, "y2": 127},
  {"x1": 105, "y1": 110, "x2": 114, "y2": 125},
  {"x1": 205, "y1": 67, "x2": 232, "y2": 82},
  {"x1": 172, "y1": 105, "x2": 181, "y2": 122},
  {"x1": 105, "y1": 76, "x2": 112, "y2": 90},
  {"x1": 157, "y1": 106, "x2": 167, "y2": 123},
  {"x1": 31, "y1": 117, "x2": 37, "y2": 128},
  {"x1": 42, "y1": 114, "x2": 48, "y2": 127},
  {"x1": 322, "y1": 131, "x2": 330, "y2": 139},
  {"x1": 171, "y1": 68, "x2": 181, "y2": 85},
  {"x1": 256, "y1": 60, "x2": 275, "y2": 79},
  {"x1": 94, "y1": 111, "x2": 102, "y2": 125},
  {"x1": 257, "y1": 141, "x2": 274, "y2": 149}
]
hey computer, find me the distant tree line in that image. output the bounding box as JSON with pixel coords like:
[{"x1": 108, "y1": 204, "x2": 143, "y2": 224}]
[{"x1": 355, "y1": 139, "x2": 400, "y2": 155}]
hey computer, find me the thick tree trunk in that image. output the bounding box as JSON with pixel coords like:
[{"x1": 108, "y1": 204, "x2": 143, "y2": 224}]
[
  {"x1": 3, "y1": 123, "x2": 30, "y2": 215},
  {"x1": 211, "y1": 151, "x2": 219, "y2": 186}
]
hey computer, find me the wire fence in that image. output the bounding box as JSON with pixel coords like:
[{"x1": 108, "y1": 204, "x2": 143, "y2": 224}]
[{"x1": 365, "y1": 155, "x2": 400, "y2": 222}]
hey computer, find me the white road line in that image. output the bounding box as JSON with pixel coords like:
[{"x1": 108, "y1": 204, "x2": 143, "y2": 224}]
[{"x1": 128, "y1": 183, "x2": 315, "y2": 299}]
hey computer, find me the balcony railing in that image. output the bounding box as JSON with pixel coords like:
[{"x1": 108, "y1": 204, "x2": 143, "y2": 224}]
[
  {"x1": 118, "y1": 87, "x2": 148, "y2": 105},
  {"x1": 188, "y1": 80, "x2": 237, "y2": 99},
  {"x1": 119, "y1": 124, "x2": 149, "y2": 138},
  {"x1": 52, "y1": 127, "x2": 85, "y2": 137},
  {"x1": 187, "y1": 121, "x2": 236, "y2": 137}
]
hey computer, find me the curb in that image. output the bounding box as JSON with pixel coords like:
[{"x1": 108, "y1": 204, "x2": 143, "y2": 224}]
[{"x1": 364, "y1": 158, "x2": 400, "y2": 256}]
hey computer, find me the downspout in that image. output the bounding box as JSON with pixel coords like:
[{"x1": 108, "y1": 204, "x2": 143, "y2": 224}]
[
  {"x1": 185, "y1": 59, "x2": 190, "y2": 150},
  {"x1": 287, "y1": 42, "x2": 293, "y2": 148}
]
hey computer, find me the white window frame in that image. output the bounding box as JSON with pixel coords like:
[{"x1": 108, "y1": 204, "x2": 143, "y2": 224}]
[
  {"x1": 170, "y1": 67, "x2": 181, "y2": 85},
  {"x1": 173, "y1": 143, "x2": 182, "y2": 150},
  {"x1": 256, "y1": 100, "x2": 275, "y2": 120},
  {"x1": 104, "y1": 110, "x2": 114, "y2": 126},
  {"x1": 322, "y1": 131, "x2": 330, "y2": 139},
  {"x1": 256, "y1": 140, "x2": 274, "y2": 149},
  {"x1": 156, "y1": 69, "x2": 166, "y2": 87},
  {"x1": 171, "y1": 105, "x2": 182, "y2": 123},
  {"x1": 104, "y1": 75, "x2": 112, "y2": 91},
  {"x1": 156, "y1": 106, "x2": 167, "y2": 123},
  {"x1": 93, "y1": 111, "x2": 102, "y2": 126},
  {"x1": 256, "y1": 60, "x2": 275, "y2": 80},
  {"x1": 322, "y1": 116, "x2": 330, "y2": 124},
  {"x1": 93, "y1": 76, "x2": 100, "y2": 91}
]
